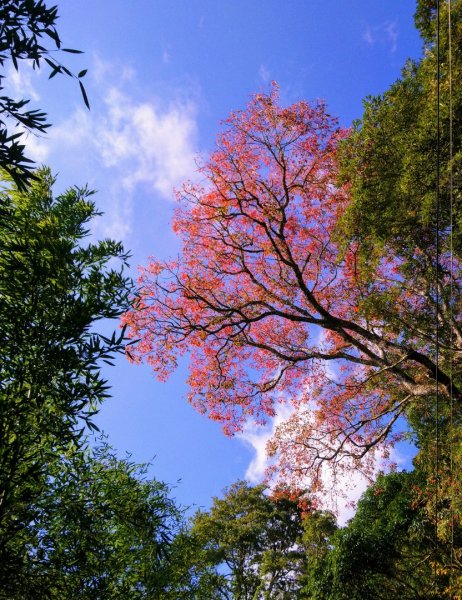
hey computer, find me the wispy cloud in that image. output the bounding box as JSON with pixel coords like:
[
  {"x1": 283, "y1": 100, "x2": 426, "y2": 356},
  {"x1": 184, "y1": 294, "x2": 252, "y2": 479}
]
[
  {"x1": 239, "y1": 402, "x2": 295, "y2": 484},
  {"x1": 239, "y1": 394, "x2": 408, "y2": 526},
  {"x1": 22, "y1": 55, "x2": 201, "y2": 241},
  {"x1": 258, "y1": 64, "x2": 271, "y2": 85},
  {"x1": 362, "y1": 21, "x2": 398, "y2": 54},
  {"x1": 384, "y1": 22, "x2": 398, "y2": 54},
  {"x1": 362, "y1": 26, "x2": 375, "y2": 47},
  {"x1": 4, "y1": 63, "x2": 41, "y2": 101},
  {"x1": 96, "y1": 86, "x2": 199, "y2": 198}
]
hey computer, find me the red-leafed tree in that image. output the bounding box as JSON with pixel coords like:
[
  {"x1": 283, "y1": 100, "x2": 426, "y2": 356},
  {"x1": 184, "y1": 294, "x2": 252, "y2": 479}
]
[{"x1": 123, "y1": 85, "x2": 458, "y2": 499}]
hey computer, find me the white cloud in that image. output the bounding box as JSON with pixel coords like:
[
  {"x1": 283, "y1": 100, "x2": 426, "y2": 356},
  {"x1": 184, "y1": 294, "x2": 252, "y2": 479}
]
[
  {"x1": 363, "y1": 26, "x2": 375, "y2": 47},
  {"x1": 60, "y1": 84, "x2": 199, "y2": 200},
  {"x1": 21, "y1": 56, "x2": 201, "y2": 241},
  {"x1": 385, "y1": 22, "x2": 398, "y2": 54},
  {"x1": 239, "y1": 397, "x2": 408, "y2": 526},
  {"x1": 239, "y1": 402, "x2": 296, "y2": 483},
  {"x1": 162, "y1": 47, "x2": 171, "y2": 64},
  {"x1": 93, "y1": 87, "x2": 199, "y2": 198},
  {"x1": 4, "y1": 63, "x2": 41, "y2": 101},
  {"x1": 100, "y1": 184, "x2": 134, "y2": 241},
  {"x1": 362, "y1": 21, "x2": 398, "y2": 54},
  {"x1": 258, "y1": 64, "x2": 271, "y2": 84},
  {"x1": 21, "y1": 131, "x2": 50, "y2": 164},
  {"x1": 49, "y1": 108, "x2": 93, "y2": 147}
]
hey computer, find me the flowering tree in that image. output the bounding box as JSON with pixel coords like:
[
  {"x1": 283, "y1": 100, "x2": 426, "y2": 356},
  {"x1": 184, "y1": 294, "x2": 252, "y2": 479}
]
[{"x1": 123, "y1": 85, "x2": 459, "y2": 498}]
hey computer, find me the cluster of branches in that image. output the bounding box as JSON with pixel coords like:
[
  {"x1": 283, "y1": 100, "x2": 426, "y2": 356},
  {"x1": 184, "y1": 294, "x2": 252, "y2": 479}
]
[{"x1": 124, "y1": 76, "x2": 459, "y2": 496}]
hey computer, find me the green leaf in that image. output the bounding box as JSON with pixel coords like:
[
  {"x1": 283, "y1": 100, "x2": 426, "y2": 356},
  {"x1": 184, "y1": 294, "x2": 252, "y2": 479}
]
[{"x1": 79, "y1": 80, "x2": 90, "y2": 110}]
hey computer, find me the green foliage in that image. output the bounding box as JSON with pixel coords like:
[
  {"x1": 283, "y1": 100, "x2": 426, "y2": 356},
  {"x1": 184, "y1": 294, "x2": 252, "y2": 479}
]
[
  {"x1": 305, "y1": 472, "x2": 436, "y2": 600},
  {"x1": 0, "y1": 1, "x2": 88, "y2": 189},
  {"x1": 407, "y1": 397, "x2": 462, "y2": 596},
  {"x1": 299, "y1": 511, "x2": 338, "y2": 599},
  {"x1": 35, "y1": 444, "x2": 183, "y2": 599},
  {"x1": 337, "y1": 1, "x2": 462, "y2": 591},
  {"x1": 0, "y1": 168, "x2": 134, "y2": 595},
  {"x1": 339, "y1": 0, "x2": 462, "y2": 258},
  {"x1": 302, "y1": 510, "x2": 337, "y2": 562},
  {"x1": 0, "y1": 442, "x2": 185, "y2": 600},
  {"x1": 178, "y1": 481, "x2": 308, "y2": 599}
]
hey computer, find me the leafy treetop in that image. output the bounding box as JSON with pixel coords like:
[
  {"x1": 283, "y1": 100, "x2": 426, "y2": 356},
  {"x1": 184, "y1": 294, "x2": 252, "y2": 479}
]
[{"x1": 124, "y1": 84, "x2": 459, "y2": 503}]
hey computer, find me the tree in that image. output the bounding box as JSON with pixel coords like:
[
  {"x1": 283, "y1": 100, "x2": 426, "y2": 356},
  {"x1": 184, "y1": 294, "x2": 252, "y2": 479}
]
[
  {"x1": 28, "y1": 443, "x2": 184, "y2": 600},
  {"x1": 0, "y1": 168, "x2": 133, "y2": 594},
  {"x1": 339, "y1": 0, "x2": 462, "y2": 257},
  {"x1": 178, "y1": 481, "x2": 307, "y2": 599},
  {"x1": 0, "y1": 1, "x2": 88, "y2": 189},
  {"x1": 299, "y1": 510, "x2": 338, "y2": 599},
  {"x1": 0, "y1": 441, "x2": 186, "y2": 600},
  {"x1": 123, "y1": 83, "x2": 459, "y2": 502},
  {"x1": 337, "y1": 0, "x2": 462, "y2": 581},
  {"x1": 304, "y1": 472, "x2": 437, "y2": 600}
]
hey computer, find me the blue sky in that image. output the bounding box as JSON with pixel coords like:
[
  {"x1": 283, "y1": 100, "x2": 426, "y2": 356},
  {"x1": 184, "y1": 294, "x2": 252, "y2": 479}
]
[{"x1": 10, "y1": 1, "x2": 422, "y2": 520}]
